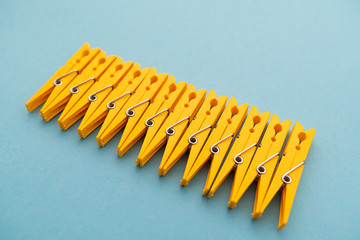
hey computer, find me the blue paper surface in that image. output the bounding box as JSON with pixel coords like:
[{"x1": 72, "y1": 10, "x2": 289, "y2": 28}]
[{"x1": 0, "y1": 0, "x2": 359, "y2": 239}]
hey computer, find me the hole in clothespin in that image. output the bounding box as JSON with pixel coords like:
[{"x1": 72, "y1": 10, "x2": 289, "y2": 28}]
[
  {"x1": 298, "y1": 132, "x2": 307, "y2": 143},
  {"x1": 189, "y1": 92, "x2": 197, "y2": 101},
  {"x1": 169, "y1": 83, "x2": 177, "y2": 93},
  {"x1": 150, "y1": 76, "x2": 158, "y2": 84},
  {"x1": 274, "y1": 123, "x2": 282, "y2": 134},
  {"x1": 133, "y1": 70, "x2": 141, "y2": 78},
  {"x1": 210, "y1": 99, "x2": 218, "y2": 107},
  {"x1": 231, "y1": 107, "x2": 239, "y2": 119},
  {"x1": 250, "y1": 115, "x2": 261, "y2": 133},
  {"x1": 253, "y1": 115, "x2": 261, "y2": 125},
  {"x1": 82, "y1": 50, "x2": 89, "y2": 56}
]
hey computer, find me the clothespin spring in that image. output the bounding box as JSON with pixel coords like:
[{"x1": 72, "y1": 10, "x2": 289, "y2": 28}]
[
  {"x1": 70, "y1": 77, "x2": 96, "y2": 94},
  {"x1": 233, "y1": 142, "x2": 259, "y2": 166},
  {"x1": 256, "y1": 152, "x2": 280, "y2": 175},
  {"x1": 210, "y1": 133, "x2": 234, "y2": 155},
  {"x1": 88, "y1": 85, "x2": 114, "y2": 102},
  {"x1": 281, "y1": 162, "x2": 305, "y2": 185},
  {"x1": 188, "y1": 125, "x2": 213, "y2": 145},
  {"x1": 126, "y1": 99, "x2": 151, "y2": 117},
  {"x1": 145, "y1": 109, "x2": 169, "y2": 127},
  {"x1": 166, "y1": 117, "x2": 190, "y2": 136},
  {"x1": 107, "y1": 92, "x2": 132, "y2": 109},
  {"x1": 53, "y1": 70, "x2": 79, "y2": 86}
]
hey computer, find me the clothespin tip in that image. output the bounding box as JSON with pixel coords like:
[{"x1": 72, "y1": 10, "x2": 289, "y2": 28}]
[
  {"x1": 228, "y1": 201, "x2": 237, "y2": 209},
  {"x1": 180, "y1": 179, "x2": 188, "y2": 186}
]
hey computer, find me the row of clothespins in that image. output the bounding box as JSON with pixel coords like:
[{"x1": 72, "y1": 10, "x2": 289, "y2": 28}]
[{"x1": 25, "y1": 43, "x2": 316, "y2": 229}]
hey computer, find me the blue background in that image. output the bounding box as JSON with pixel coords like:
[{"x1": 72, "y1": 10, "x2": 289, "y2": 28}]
[{"x1": 0, "y1": 0, "x2": 359, "y2": 239}]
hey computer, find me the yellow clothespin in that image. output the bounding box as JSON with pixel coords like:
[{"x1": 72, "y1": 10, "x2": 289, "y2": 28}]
[
  {"x1": 181, "y1": 97, "x2": 248, "y2": 186},
  {"x1": 57, "y1": 57, "x2": 134, "y2": 130},
  {"x1": 117, "y1": 76, "x2": 187, "y2": 156},
  {"x1": 207, "y1": 106, "x2": 270, "y2": 198},
  {"x1": 136, "y1": 84, "x2": 206, "y2": 167},
  {"x1": 96, "y1": 68, "x2": 168, "y2": 146},
  {"x1": 158, "y1": 90, "x2": 227, "y2": 176},
  {"x1": 40, "y1": 51, "x2": 116, "y2": 121},
  {"x1": 25, "y1": 43, "x2": 100, "y2": 112},
  {"x1": 77, "y1": 64, "x2": 149, "y2": 138},
  {"x1": 227, "y1": 114, "x2": 291, "y2": 208},
  {"x1": 253, "y1": 122, "x2": 316, "y2": 229}
]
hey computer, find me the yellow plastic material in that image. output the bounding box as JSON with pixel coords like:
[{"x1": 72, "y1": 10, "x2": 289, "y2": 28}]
[
  {"x1": 227, "y1": 115, "x2": 291, "y2": 209},
  {"x1": 181, "y1": 97, "x2": 248, "y2": 187},
  {"x1": 207, "y1": 106, "x2": 270, "y2": 198},
  {"x1": 77, "y1": 64, "x2": 148, "y2": 138},
  {"x1": 117, "y1": 76, "x2": 187, "y2": 157},
  {"x1": 25, "y1": 43, "x2": 99, "y2": 112},
  {"x1": 25, "y1": 43, "x2": 317, "y2": 230},
  {"x1": 136, "y1": 84, "x2": 206, "y2": 167},
  {"x1": 40, "y1": 51, "x2": 116, "y2": 121},
  {"x1": 96, "y1": 69, "x2": 167, "y2": 146},
  {"x1": 57, "y1": 57, "x2": 133, "y2": 130},
  {"x1": 253, "y1": 122, "x2": 316, "y2": 229},
  {"x1": 158, "y1": 90, "x2": 227, "y2": 176}
]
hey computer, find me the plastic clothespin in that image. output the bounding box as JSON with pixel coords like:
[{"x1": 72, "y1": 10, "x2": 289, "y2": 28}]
[
  {"x1": 253, "y1": 122, "x2": 316, "y2": 229},
  {"x1": 96, "y1": 68, "x2": 168, "y2": 146},
  {"x1": 39, "y1": 51, "x2": 116, "y2": 121},
  {"x1": 57, "y1": 57, "x2": 134, "y2": 130},
  {"x1": 25, "y1": 43, "x2": 100, "y2": 112},
  {"x1": 158, "y1": 90, "x2": 227, "y2": 176},
  {"x1": 227, "y1": 114, "x2": 292, "y2": 208},
  {"x1": 181, "y1": 97, "x2": 248, "y2": 186},
  {"x1": 136, "y1": 84, "x2": 206, "y2": 167},
  {"x1": 77, "y1": 64, "x2": 149, "y2": 138},
  {"x1": 207, "y1": 106, "x2": 270, "y2": 198},
  {"x1": 117, "y1": 76, "x2": 187, "y2": 156}
]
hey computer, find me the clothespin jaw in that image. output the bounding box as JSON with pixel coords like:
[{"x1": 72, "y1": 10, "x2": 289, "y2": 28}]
[
  {"x1": 76, "y1": 64, "x2": 147, "y2": 138},
  {"x1": 181, "y1": 97, "x2": 248, "y2": 187},
  {"x1": 207, "y1": 106, "x2": 270, "y2": 198},
  {"x1": 227, "y1": 114, "x2": 292, "y2": 208},
  {"x1": 158, "y1": 89, "x2": 227, "y2": 176},
  {"x1": 136, "y1": 84, "x2": 206, "y2": 167},
  {"x1": 253, "y1": 122, "x2": 316, "y2": 229},
  {"x1": 25, "y1": 43, "x2": 100, "y2": 112},
  {"x1": 39, "y1": 51, "x2": 116, "y2": 121},
  {"x1": 117, "y1": 76, "x2": 187, "y2": 157},
  {"x1": 96, "y1": 68, "x2": 168, "y2": 146},
  {"x1": 57, "y1": 57, "x2": 134, "y2": 130},
  {"x1": 250, "y1": 117, "x2": 292, "y2": 215}
]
